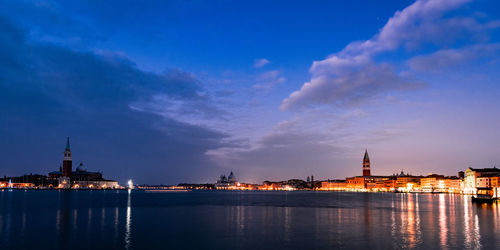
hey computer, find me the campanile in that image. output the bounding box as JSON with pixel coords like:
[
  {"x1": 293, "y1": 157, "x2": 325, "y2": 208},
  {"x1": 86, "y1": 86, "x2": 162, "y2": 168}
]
[
  {"x1": 62, "y1": 137, "x2": 72, "y2": 177},
  {"x1": 363, "y1": 149, "x2": 371, "y2": 176}
]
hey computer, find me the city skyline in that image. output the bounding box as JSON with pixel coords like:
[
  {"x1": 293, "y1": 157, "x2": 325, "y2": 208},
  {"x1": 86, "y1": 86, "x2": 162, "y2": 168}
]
[
  {"x1": 0, "y1": 137, "x2": 479, "y2": 186},
  {"x1": 1, "y1": 0, "x2": 500, "y2": 184}
]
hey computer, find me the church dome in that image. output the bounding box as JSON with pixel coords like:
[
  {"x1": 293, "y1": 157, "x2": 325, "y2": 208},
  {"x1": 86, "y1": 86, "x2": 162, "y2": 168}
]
[{"x1": 76, "y1": 162, "x2": 86, "y2": 172}]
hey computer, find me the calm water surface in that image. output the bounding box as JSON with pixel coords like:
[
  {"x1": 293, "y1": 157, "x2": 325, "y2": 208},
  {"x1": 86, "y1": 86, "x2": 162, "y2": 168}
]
[{"x1": 0, "y1": 190, "x2": 499, "y2": 249}]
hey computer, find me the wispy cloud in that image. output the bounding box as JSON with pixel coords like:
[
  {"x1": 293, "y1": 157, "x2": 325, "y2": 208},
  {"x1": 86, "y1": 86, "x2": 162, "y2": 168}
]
[
  {"x1": 253, "y1": 70, "x2": 286, "y2": 91},
  {"x1": 408, "y1": 43, "x2": 500, "y2": 72},
  {"x1": 253, "y1": 58, "x2": 270, "y2": 68}
]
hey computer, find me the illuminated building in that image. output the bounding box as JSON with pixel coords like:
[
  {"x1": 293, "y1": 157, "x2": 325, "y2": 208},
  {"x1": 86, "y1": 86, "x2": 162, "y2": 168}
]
[
  {"x1": 320, "y1": 180, "x2": 346, "y2": 191},
  {"x1": 12, "y1": 183, "x2": 35, "y2": 188},
  {"x1": 490, "y1": 176, "x2": 500, "y2": 198},
  {"x1": 257, "y1": 179, "x2": 309, "y2": 190},
  {"x1": 395, "y1": 175, "x2": 422, "y2": 192},
  {"x1": 258, "y1": 182, "x2": 296, "y2": 191},
  {"x1": 345, "y1": 150, "x2": 388, "y2": 191},
  {"x1": 420, "y1": 174, "x2": 460, "y2": 193},
  {"x1": 214, "y1": 171, "x2": 254, "y2": 190},
  {"x1": 463, "y1": 167, "x2": 500, "y2": 194},
  {"x1": 373, "y1": 178, "x2": 396, "y2": 192},
  {"x1": 346, "y1": 176, "x2": 368, "y2": 190},
  {"x1": 0, "y1": 174, "x2": 56, "y2": 188}
]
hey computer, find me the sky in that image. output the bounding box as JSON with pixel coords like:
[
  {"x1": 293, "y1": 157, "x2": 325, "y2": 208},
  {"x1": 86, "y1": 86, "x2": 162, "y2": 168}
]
[{"x1": 1, "y1": 0, "x2": 500, "y2": 185}]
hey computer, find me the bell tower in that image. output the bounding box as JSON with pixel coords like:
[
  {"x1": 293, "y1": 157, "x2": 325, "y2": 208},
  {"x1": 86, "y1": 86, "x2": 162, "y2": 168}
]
[
  {"x1": 62, "y1": 137, "x2": 72, "y2": 177},
  {"x1": 363, "y1": 149, "x2": 371, "y2": 176}
]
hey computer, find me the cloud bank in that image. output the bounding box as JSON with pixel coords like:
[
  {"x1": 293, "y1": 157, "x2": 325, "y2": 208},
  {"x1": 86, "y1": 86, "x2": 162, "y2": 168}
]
[
  {"x1": 281, "y1": 0, "x2": 499, "y2": 110},
  {"x1": 0, "y1": 16, "x2": 231, "y2": 184}
]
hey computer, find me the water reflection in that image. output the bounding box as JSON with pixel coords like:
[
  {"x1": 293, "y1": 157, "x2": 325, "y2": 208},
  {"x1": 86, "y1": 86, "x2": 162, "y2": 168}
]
[
  {"x1": 283, "y1": 206, "x2": 291, "y2": 244},
  {"x1": 88, "y1": 207, "x2": 92, "y2": 232},
  {"x1": 125, "y1": 189, "x2": 132, "y2": 250},
  {"x1": 363, "y1": 194, "x2": 371, "y2": 234},
  {"x1": 2, "y1": 191, "x2": 500, "y2": 249},
  {"x1": 72, "y1": 209, "x2": 78, "y2": 230},
  {"x1": 391, "y1": 197, "x2": 396, "y2": 249},
  {"x1": 114, "y1": 207, "x2": 119, "y2": 242},
  {"x1": 439, "y1": 193, "x2": 447, "y2": 248},
  {"x1": 57, "y1": 191, "x2": 71, "y2": 249},
  {"x1": 463, "y1": 196, "x2": 481, "y2": 249},
  {"x1": 406, "y1": 194, "x2": 418, "y2": 248},
  {"x1": 473, "y1": 213, "x2": 481, "y2": 249},
  {"x1": 21, "y1": 211, "x2": 27, "y2": 237},
  {"x1": 101, "y1": 207, "x2": 106, "y2": 231}
]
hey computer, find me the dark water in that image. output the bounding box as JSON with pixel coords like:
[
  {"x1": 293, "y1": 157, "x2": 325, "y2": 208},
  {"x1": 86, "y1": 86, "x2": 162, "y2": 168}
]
[{"x1": 0, "y1": 190, "x2": 499, "y2": 249}]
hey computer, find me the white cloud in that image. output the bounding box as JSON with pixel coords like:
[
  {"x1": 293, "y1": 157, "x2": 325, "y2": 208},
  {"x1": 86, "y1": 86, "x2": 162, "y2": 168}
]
[
  {"x1": 253, "y1": 58, "x2": 270, "y2": 68},
  {"x1": 280, "y1": 0, "x2": 500, "y2": 110},
  {"x1": 281, "y1": 61, "x2": 424, "y2": 110}
]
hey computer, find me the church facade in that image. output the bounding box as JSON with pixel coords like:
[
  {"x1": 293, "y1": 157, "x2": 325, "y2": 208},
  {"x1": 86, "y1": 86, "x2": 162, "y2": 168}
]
[{"x1": 49, "y1": 137, "x2": 120, "y2": 189}]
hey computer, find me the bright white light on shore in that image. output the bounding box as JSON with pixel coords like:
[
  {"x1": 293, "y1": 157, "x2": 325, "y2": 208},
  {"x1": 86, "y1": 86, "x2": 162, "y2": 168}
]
[{"x1": 128, "y1": 179, "x2": 134, "y2": 189}]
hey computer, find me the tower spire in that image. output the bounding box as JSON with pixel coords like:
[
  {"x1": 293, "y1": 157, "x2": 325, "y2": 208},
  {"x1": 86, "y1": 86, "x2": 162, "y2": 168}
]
[{"x1": 66, "y1": 137, "x2": 70, "y2": 150}]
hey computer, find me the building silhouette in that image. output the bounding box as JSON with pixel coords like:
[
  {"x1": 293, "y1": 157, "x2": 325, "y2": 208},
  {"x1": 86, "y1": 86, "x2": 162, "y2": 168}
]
[{"x1": 49, "y1": 137, "x2": 119, "y2": 189}]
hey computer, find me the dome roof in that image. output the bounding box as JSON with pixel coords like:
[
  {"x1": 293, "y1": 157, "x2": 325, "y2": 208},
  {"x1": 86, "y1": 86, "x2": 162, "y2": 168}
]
[{"x1": 76, "y1": 162, "x2": 86, "y2": 172}]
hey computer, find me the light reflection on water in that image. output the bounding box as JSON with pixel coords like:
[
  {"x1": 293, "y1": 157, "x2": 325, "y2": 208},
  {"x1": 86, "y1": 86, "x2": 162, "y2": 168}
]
[
  {"x1": 439, "y1": 193, "x2": 447, "y2": 249},
  {"x1": 125, "y1": 189, "x2": 132, "y2": 250},
  {"x1": 1, "y1": 191, "x2": 500, "y2": 249}
]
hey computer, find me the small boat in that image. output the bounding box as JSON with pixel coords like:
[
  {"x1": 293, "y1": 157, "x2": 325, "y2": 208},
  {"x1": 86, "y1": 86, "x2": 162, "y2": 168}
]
[
  {"x1": 472, "y1": 195, "x2": 495, "y2": 203},
  {"x1": 472, "y1": 188, "x2": 496, "y2": 203}
]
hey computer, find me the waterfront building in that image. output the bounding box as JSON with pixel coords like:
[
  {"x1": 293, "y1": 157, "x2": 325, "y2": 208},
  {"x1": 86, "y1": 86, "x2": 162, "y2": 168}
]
[
  {"x1": 445, "y1": 178, "x2": 460, "y2": 193},
  {"x1": 1, "y1": 174, "x2": 56, "y2": 188},
  {"x1": 214, "y1": 171, "x2": 253, "y2": 190},
  {"x1": 346, "y1": 176, "x2": 368, "y2": 190},
  {"x1": 259, "y1": 182, "x2": 281, "y2": 190},
  {"x1": 320, "y1": 180, "x2": 346, "y2": 191},
  {"x1": 395, "y1": 174, "x2": 422, "y2": 192},
  {"x1": 345, "y1": 175, "x2": 389, "y2": 191},
  {"x1": 51, "y1": 138, "x2": 120, "y2": 189},
  {"x1": 420, "y1": 174, "x2": 460, "y2": 193},
  {"x1": 0, "y1": 177, "x2": 34, "y2": 188},
  {"x1": 227, "y1": 172, "x2": 237, "y2": 183},
  {"x1": 373, "y1": 178, "x2": 397, "y2": 192},
  {"x1": 463, "y1": 167, "x2": 500, "y2": 194},
  {"x1": 421, "y1": 174, "x2": 443, "y2": 192},
  {"x1": 490, "y1": 176, "x2": 500, "y2": 198},
  {"x1": 215, "y1": 172, "x2": 235, "y2": 189},
  {"x1": 345, "y1": 150, "x2": 389, "y2": 191},
  {"x1": 259, "y1": 181, "x2": 296, "y2": 191}
]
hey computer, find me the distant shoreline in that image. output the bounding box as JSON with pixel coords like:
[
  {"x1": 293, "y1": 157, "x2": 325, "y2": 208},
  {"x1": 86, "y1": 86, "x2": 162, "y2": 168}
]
[{"x1": 0, "y1": 188, "x2": 475, "y2": 195}]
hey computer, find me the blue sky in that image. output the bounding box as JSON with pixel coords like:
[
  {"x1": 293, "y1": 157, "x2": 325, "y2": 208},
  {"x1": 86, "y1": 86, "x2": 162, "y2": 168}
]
[{"x1": 1, "y1": 0, "x2": 500, "y2": 184}]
